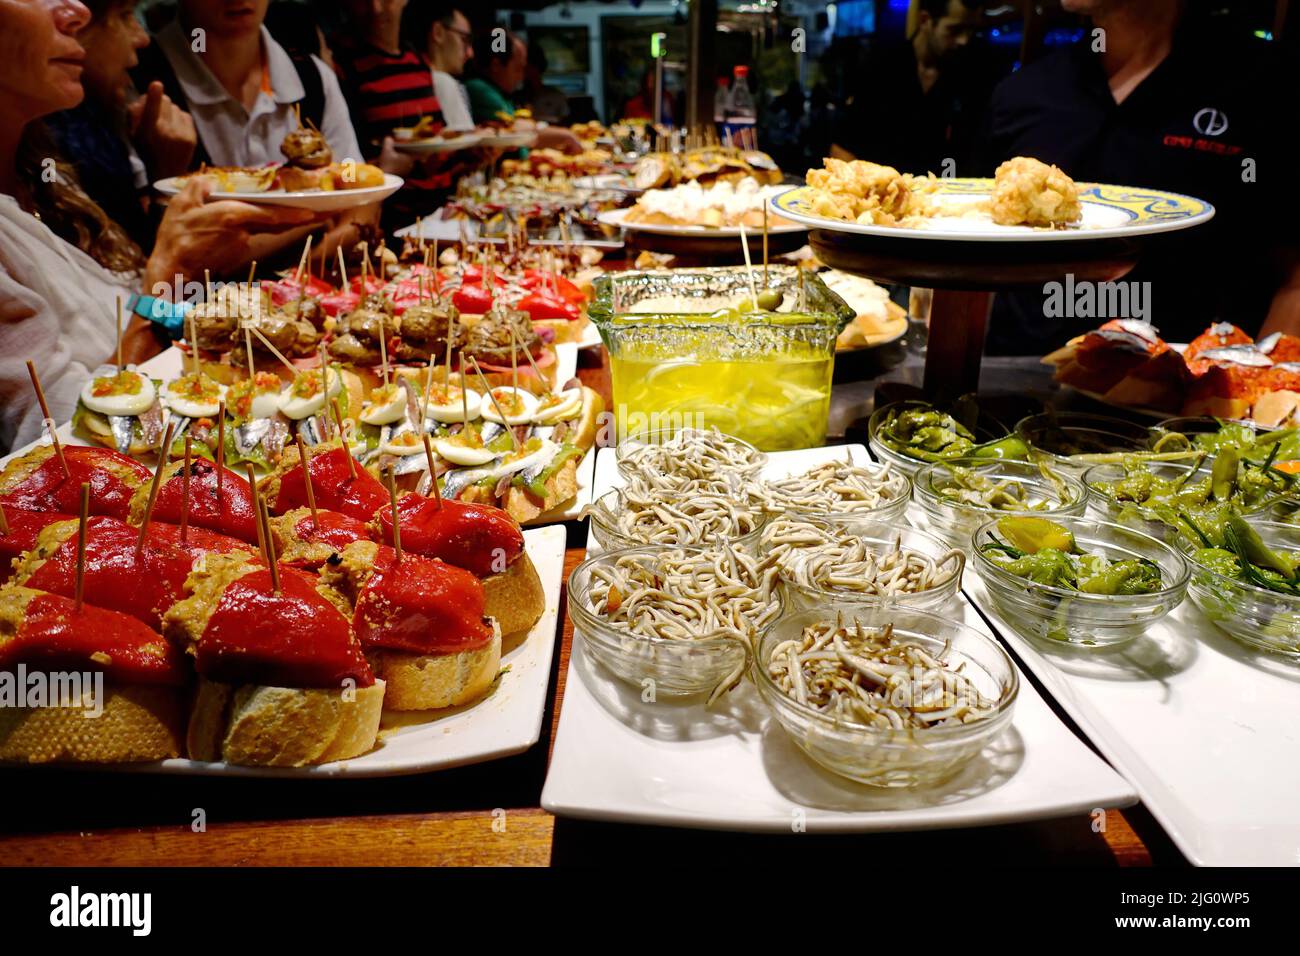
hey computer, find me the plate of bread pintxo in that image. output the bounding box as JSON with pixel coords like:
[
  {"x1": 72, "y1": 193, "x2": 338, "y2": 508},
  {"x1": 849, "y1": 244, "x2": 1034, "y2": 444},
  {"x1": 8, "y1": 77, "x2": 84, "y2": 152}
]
[{"x1": 0, "y1": 361, "x2": 566, "y2": 776}]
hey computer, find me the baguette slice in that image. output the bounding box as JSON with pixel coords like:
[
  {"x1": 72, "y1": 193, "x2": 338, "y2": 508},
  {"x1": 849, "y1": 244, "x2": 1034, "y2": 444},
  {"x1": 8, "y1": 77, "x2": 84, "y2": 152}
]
[
  {"x1": 369, "y1": 626, "x2": 501, "y2": 711},
  {"x1": 0, "y1": 683, "x2": 183, "y2": 764},
  {"x1": 483, "y1": 551, "x2": 545, "y2": 637},
  {"x1": 499, "y1": 457, "x2": 579, "y2": 524},
  {"x1": 187, "y1": 677, "x2": 385, "y2": 766}
]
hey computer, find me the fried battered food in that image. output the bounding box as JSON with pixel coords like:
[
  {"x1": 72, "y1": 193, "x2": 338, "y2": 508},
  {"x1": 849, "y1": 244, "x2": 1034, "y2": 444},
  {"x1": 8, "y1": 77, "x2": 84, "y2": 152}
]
[
  {"x1": 804, "y1": 158, "x2": 936, "y2": 226},
  {"x1": 988, "y1": 156, "x2": 1082, "y2": 227}
]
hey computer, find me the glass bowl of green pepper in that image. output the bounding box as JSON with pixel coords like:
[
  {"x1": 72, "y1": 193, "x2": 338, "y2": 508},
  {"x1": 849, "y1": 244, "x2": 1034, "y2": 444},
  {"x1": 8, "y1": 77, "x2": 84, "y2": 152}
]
[
  {"x1": 1014, "y1": 412, "x2": 1161, "y2": 477},
  {"x1": 1176, "y1": 514, "x2": 1300, "y2": 660},
  {"x1": 973, "y1": 515, "x2": 1189, "y2": 647},
  {"x1": 913, "y1": 458, "x2": 1087, "y2": 549},
  {"x1": 1083, "y1": 449, "x2": 1296, "y2": 543},
  {"x1": 868, "y1": 400, "x2": 1025, "y2": 478}
]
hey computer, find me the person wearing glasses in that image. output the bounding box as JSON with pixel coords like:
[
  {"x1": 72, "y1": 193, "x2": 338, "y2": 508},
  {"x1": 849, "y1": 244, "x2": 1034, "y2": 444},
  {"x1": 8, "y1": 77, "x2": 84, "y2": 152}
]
[{"x1": 405, "y1": 2, "x2": 475, "y2": 132}]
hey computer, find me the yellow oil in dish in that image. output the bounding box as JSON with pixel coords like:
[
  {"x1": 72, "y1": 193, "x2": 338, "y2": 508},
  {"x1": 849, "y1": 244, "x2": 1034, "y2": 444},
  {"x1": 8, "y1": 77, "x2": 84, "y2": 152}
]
[{"x1": 610, "y1": 342, "x2": 834, "y2": 451}]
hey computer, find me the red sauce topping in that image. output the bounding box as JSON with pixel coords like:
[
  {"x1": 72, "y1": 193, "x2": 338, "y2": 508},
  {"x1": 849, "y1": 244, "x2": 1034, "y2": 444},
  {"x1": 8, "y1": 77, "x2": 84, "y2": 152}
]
[
  {"x1": 198, "y1": 567, "x2": 373, "y2": 688},
  {"x1": 352, "y1": 545, "x2": 491, "y2": 654},
  {"x1": 1, "y1": 447, "x2": 149, "y2": 519},
  {"x1": 24, "y1": 518, "x2": 205, "y2": 630},
  {"x1": 149, "y1": 461, "x2": 259, "y2": 544},
  {"x1": 376, "y1": 495, "x2": 523, "y2": 578},
  {"x1": 0, "y1": 509, "x2": 73, "y2": 578},
  {"x1": 273, "y1": 447, "x2": 388, "y2": 522},
  {"x1": 4, "y1": 592, "x2": 185, "y2": 685},
  {"x1": 293, "y1": 510, "x2": 372, "y2": 549}
]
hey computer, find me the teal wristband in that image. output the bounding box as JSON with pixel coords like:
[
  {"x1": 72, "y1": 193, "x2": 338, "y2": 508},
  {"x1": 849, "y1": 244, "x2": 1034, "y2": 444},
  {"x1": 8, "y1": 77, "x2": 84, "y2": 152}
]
[{"x1": 128, "y1": 294, "x2": 191, "y2": 339}]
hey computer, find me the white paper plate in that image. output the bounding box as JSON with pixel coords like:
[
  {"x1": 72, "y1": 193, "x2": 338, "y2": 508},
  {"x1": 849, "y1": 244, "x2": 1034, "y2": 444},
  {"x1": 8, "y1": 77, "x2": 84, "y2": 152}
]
[
  {"x1": 541, "y1": 444, "x2": 1137, "y2": 831},
  {"x1": 154, "y1": 173, "x2": 403, "y2": 212},
  {"x1": 89, "y1": 525, "x2": 566, "y2": 778},
  {"x1": 394, "y1": 133, "x2": 482, "y2": 154},
  {"x1": 598, "y1": 207, "x2": 806, "y2": 238},
  {"x1": 967, "y1": 574, "x2": 1300, "y2": 865}
]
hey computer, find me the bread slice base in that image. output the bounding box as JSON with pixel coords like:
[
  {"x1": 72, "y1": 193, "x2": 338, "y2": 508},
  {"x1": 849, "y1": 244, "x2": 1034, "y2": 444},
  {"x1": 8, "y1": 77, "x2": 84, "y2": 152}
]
[
  {"x1": 187, "y1": 677, "x2": 385, "y2": 767},
  {"x1": 370, "y1": 628, "x2": 501, "y2": 710},
  {"x1": 0, "y1": 683, "x2": 183, "y2": 764},
  {"x1": 483, "y1": 552, "x2": 545, "y2": 637}
]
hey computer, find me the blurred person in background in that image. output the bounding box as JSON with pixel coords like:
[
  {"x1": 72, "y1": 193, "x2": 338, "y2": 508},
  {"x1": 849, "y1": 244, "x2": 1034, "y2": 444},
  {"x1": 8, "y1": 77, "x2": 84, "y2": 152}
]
[
  {"x1": 46, "y1": 0, "x2": 196, "y2": 252},
  {"x1": 983, "y1": 0, "x2": 1300, "y2": 353},
  {"x1": 519, "y1": 43, "x2": 567, "y2": 124},
  {"x1": 0, "y1": 0, "x2": 315, "y2": 452},
  {"x1": 133, "y1": 0, "x2": 366, "y2": 266},
  {"x1": 404, "y1": 1, "x2": 474, "y2": 131},
  {"x1": 830, "y1": 0, "x2": 988, "y2": 175},
  {"x1": 621, "y1": 66, "x2": 672, "y2": 125},
  {"x1": 464, "y1": 28, "x2": 581, "y2": 153}
]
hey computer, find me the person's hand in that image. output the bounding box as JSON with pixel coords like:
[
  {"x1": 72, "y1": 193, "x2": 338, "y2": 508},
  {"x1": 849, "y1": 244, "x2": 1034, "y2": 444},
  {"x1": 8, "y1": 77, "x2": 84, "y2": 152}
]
[
  {"x1": 142, "y1": 179, "x2": 324, "y2": 292},
  {"x1": 377, "y1": 136, "x2": 417, "y2": 177},
  {"x1": 535, "y1": 127, "x2": 584, "y2": 155},
  {"x1": 128, "y1": 81, "x2": 198, "y2": 180}
]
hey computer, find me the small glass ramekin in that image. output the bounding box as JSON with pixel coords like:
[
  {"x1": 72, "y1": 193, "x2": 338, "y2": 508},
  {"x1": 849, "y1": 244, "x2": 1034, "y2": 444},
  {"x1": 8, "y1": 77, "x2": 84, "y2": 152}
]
[
  {"x1": 587, "y1": 488, "x2": 767, "y2": 552},
  {"x1": 615, "y1": 427, "x2": 767, "y2": 484},
  {"x1": 867, "y1": 400, "x2": 1008, "y2": 479},
  {"x1": 753, "y1": 606, "x2": 1018, "y2": 788},
  {"x1": 1015, "y1": 411, "x2": 1157, "y2": 477}
]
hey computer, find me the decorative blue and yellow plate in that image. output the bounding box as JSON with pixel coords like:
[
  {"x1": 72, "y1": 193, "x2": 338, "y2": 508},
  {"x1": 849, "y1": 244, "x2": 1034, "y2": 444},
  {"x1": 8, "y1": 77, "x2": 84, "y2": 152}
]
[{"x1": 772, "y1": 180, "x2": 1214, "y2": 243}]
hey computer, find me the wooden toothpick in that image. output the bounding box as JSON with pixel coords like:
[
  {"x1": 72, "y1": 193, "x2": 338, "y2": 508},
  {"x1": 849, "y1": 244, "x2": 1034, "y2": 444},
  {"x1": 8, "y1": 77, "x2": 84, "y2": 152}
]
[
  {"x1": 180, "y1": 436, "x2": 191, "y2": 544},
  {"x1": 330, "y1": 398, "x2": 357, "y2": 479},
  {"x1": 469, "y1": 357, "x2": 519, "y2": 451},
  {"x1": 26, "y1": 361, "x2": 68, "y2": 478},
  {"x1": 115, "y1": 297, "x2": 124, "y2": 372},
  {"x1": 421, "y1": 433, "x2": 442, "y2": 509},
  {"x1": 74, "y1": 483, "x2": 89, "y2": 611},
  {"x1": 386, "y1": 466, "x2": 402, "y2": 564},
  {"x1": 295, "y1": 433, "x2": 318, "y2": 530},
  {"x1": 135, "y1": 421, "x2": 176, "y2": 557},
  {"x1": 216, "y1": 399, "x2": 226, "y2": 500}
]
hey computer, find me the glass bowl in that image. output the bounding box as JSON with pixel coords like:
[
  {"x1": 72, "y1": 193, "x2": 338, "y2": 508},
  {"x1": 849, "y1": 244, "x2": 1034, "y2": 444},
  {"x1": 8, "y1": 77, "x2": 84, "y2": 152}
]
[
  {"x1": 614, "y1": 426, "x2": 767, "y2": 484},
  {"x1": 753, "y1": 606, "x2": 1018, "y2": 788},
  {"x1": 590, "y1": 266, "x2": 854, "y2": 451},
  {"x1": 1082, "y1": 460, "x2": 1293, "y2": 543},
  {"x1": 569, "y1": 545, "x2": 783, "y2": 698},
  {"x1": 762, "y1": 517, "x2": 963, "y2": 613},
  {"x1": 759, "y1": 460, "x2": 912, "y2": 533},
  {"x1": 913, "y1": 458, "x2": 1087, "y2": 549},
  {"x1": 587, "y1": 487, "x2": 767, "y2": 552},
  {"x1": 1177, "y1": 518, "x2": 1300, "y2": 660},
  {"x1": 973, "y1": 515, "x2": 1189, "y2": 647},
  {"x1": 868, "y1": 400, "x2": 1010, "y2": 479},
  {"x1": 1015, "y1": 411, "x2": 1156, "y2": 477}
]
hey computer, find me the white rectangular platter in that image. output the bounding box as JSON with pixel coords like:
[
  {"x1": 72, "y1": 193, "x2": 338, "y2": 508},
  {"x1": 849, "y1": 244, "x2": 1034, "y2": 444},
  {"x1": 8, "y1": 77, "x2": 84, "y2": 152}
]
[
  {"x1": 2, "y1": 345, "x2": 592, "y2": 527},
  {"x1": 101, "y1": 524, "x2": 567, "y2": 778},
  {"x1": 966, "y1": 574, "x2": 1300, "y2": 865},
  {"x1": 541, "y1": 444, "x2": 1136, "y2": 831}
]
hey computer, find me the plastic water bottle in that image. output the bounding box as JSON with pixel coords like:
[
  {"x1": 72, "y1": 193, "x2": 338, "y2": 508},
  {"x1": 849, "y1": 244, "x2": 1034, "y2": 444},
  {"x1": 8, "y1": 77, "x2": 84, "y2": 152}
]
[
  {"x1": 713, "y1": 76, "x2": 730, "y2": 124},
  {"x1": 722, "y1": 65, "x2": 756, "y2": 146}
]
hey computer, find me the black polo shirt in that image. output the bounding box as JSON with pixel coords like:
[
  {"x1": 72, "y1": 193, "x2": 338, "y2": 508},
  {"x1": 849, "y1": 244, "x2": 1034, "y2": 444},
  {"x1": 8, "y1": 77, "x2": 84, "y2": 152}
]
[{"x1": 983, "y1": 21, "x2": 1299, "y2": 354}]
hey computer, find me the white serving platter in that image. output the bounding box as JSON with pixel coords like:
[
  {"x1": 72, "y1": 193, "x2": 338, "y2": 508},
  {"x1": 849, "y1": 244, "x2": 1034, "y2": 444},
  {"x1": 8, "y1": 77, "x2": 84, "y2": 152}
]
[
  {"x1": 597, "y1": 206, "x2": 806, "y2": 238},
  {"x1": 541, "y1": 444, "x2": 1136, "y2": 831},
  {"x1": 966, "y1": 573, "x2": 1300, "y2": 865},
  {"x1": 104, "y1": 524, "x2": 566, "y2": 778},
  {"x1": 154, "y1": 173, "x2": 403, "y2": 212}
]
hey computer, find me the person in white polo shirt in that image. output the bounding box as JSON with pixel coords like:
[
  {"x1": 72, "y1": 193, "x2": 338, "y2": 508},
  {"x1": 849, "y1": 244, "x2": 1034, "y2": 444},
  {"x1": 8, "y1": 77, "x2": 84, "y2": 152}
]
[
  {"x1": 135, "y1": 0, "x2": 373, "y2": 264},
  {"x1": 404, "y1": 2, "x2": 474, "y2": 132}
]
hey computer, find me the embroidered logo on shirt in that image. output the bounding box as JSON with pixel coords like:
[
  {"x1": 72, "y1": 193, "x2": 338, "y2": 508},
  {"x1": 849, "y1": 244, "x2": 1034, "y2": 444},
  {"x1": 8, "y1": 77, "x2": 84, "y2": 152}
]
[{"x1": 1192, "y1": 107, "x2": 1229, "y2": 137}]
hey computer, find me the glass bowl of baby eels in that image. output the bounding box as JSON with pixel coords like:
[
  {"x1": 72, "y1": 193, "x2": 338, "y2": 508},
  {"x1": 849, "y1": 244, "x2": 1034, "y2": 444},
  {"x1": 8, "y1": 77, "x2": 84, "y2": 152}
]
[
  {"x1": 569, "y1": 544, "x2": 784, "y2": 701},
  {"x1": 868, "y1": 399, "x2": 1024, "y2": 479},
  {"x1": 973, "y1": 515, "x2": 1189, "y2": 647},
  {"x1": 755, "y1": 458, "x2": 911, "y2": 533},
  {"x1": 912, "y1": 458, "x2": 1087, "y2": 549},
  {"x1": 754, "y1": 606, "x2": 1018, "y2": 788},
  {"x1": 1176, "y1": 513, "x2": 1300, "y2": 660},
  {"x1": 1014, "y1": 411, "x2": 1162, "y2": 477},
  {"x1": 762, "y1": 515, "x2": 963, "y2": 614},
  {"x1": 615, "y1": 426, "x2": 767, "y2": 485},
  {"x1": 1082, "y1": 448, "x2": 1296, "y2": 544},
  {"x1": 587, "y1": 485, "x2": 767, "y2": 552}
]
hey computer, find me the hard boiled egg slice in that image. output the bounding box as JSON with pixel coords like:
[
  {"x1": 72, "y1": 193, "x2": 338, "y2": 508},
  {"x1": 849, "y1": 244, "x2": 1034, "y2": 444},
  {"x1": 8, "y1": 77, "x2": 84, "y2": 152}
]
[
  {"x1": 480, "y1": 387, "x2": 538, "y2": 426},
  {"x1": 424, "y1": 385, "x2": 482, "y2": 424},
  {"x1": 434, "y1": 430, "x2": 497, "y2": 467},
  {"x1": 80, "y1": 370, "x2": 156, "y2": 417},
  {"x1": 485, "y1": 439, "x2": 558, "y2": 480},
  {"x1": 532, "y1": 387, "x2": 582, "y2": 425},
  {"x1": 360, "y1": 382, "x2": 407, "y2": 426},
  {"x1": 163, "y1": 373, "x2": 226, "y2": 419},
  {"x1": 379, "y1": 427, "x2": 426, "y2": 458},
  {"x1": 279, "y1": 367, "x2": 344, "y2": 420}
]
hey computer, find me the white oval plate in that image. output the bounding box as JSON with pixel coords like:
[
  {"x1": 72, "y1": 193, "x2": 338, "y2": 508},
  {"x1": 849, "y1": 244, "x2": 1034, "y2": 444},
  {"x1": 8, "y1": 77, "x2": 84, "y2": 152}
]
[
  {"x1": 475, "y1": 130, "x2": 539, "y2": 149},
  {"x1": 772, "y1": 180, "x2": 1215, "y2": 242},
  {"x1": 154, "y1": 173, "x2": 404, "y2": 212},
  {"x1": 394, "y1": 132, "x2": 483, "y2": 154}
]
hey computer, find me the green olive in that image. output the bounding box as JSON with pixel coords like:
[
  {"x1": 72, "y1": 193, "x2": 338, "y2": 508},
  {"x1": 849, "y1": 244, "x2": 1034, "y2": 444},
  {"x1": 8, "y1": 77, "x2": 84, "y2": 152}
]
[{"x1": 755, "y1": 289, "x2": 783, "y2": 311}]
